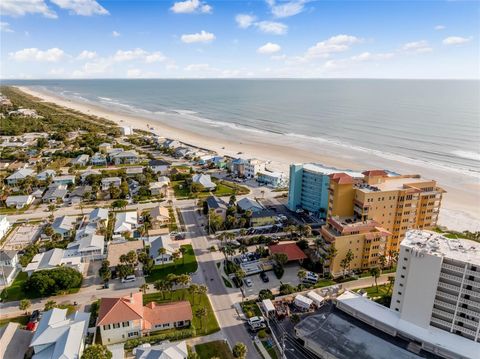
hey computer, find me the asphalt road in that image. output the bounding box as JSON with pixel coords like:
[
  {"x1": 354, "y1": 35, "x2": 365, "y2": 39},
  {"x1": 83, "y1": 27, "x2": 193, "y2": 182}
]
[{"x1": 177, "y1": 200, "x2": 261, "y2": 359}]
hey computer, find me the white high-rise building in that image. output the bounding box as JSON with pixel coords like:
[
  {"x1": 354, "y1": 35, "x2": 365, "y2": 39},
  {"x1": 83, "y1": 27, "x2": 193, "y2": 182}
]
[{"x1": 391, "y1": 230, "x2": 480, "y2": 342}]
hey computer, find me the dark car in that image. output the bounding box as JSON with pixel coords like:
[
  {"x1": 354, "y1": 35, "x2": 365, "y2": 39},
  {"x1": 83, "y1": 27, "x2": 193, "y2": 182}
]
[
  {"x1": 260, "y1": 272, "x2": 269, "y2": 283},
  {"x1": 29, "y1": 310, "x2": 41, "y2": 323}
]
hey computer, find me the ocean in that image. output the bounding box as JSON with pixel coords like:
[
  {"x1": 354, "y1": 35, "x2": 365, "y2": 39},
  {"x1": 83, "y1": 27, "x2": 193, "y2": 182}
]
[{"x1": 5, "y1": 79, "x2": 480, "y2": 176}]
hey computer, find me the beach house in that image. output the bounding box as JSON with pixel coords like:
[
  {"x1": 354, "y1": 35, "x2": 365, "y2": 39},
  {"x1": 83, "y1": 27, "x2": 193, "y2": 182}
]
[
  {"x1": 111, "y1": 150, "x2": 140, "y2": 165},
  {"x1": 205, "y1": 196, "x2": 228, "y2": 220},
  {"x1": 148, "y1": 235, "x2": 179, "y2": 264},
  {"x1": 237, "y1": 197, "x2": 265, "y2": 213},
  {"x1": 36, "y1": 169, "x2": 56, "y2": 181},
  {"x1": 113, "y1": 211, "x2": 138, "y2": 235},
  {"x1": 52, "y1": 175, "x2": 76, "y2": 186},
  {"x1": 148, "y1": 159, "x2": 171, "y2": 174},
  {"x1": 90, "y1": 152, "x2": 107, "y2": 166},
  {"x1": 149, "y1": 206, "x2": 170, "y2": 228},
  {"x1": 6, "y1": 168, "x2": 35, "y2": 185},
  {"x1": 52, "y1": 215, "x2": 77, "y2": 238},
  {"x1": 192, "y1": 173, "x2": 216, "y2": 190},
  {"x1": 101, "y1": 177, "x2": 122, "y2": 191},
  {"x1": 5, "y1": 195, "x2": 34, "y2": 209},
  {"x1": 133, "y1": 340, "x2": 188, "y2": 359},
  {"x1": 71, "y1": 154, "x2": 90, "y2": 167},
  {"x1": 0, "y1": 216, "x2": 11, "y2": 240},
  {"x1": 42, "y1": 184, "x2": 68, "y2": 203},
  {"x1": 257, "y1": 170, "x2": 286, "y2": 188},
  {"x1": 24, "y1": 248, "x2": 83, "y2": 276}
]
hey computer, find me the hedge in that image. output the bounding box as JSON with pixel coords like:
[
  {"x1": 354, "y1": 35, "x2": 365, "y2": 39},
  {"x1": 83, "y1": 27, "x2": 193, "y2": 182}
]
[{"x1": 124, "y1": 328, "x2": 195, "y2": 349}]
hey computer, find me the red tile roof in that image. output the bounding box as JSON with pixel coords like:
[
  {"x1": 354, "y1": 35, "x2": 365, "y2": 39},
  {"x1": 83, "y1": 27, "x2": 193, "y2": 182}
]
[
  {"x1": 143, "y1": 301, "x2": 193, "y2": 330},
  {"x1": 362, "y1": 170, "x2": 388, "y2": 177},
  {"x1": 97, "y1": 292, "x2": 144, "y2": 326},
  {"x1": 330, "y1": 173, "x2": 354, "y2": 184},
  {"x1": 269, "y1": 242, "x2": 307, "y2": 261}
]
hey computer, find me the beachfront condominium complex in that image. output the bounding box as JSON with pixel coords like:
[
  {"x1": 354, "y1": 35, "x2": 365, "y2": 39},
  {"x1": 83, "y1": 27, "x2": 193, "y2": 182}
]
[
  {"x1": 320, "y1": 170, "x2": 445, "y2": 276},
  {"x1": 391, "y1": 230, "x2": 480, "y2": 343},
  {"x1": 287, "y1": 163, "x2": 330, "y2": 219}
]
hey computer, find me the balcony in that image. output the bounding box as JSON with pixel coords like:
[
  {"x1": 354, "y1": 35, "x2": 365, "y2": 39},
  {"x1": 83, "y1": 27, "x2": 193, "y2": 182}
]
[
  {"x1": 433, "y1": 299, "x2": 456, "y2": 312},
  {"x1": 442, "y1": 263, "x2": 465, "y2": 274},
  {"x1": 452, "y1": 324, "x2": 477, "y2": 337},
  {"x1": 432, "y1": 308, "x2": 454, "y2": 320},
  {"x1": 455, "y1": 316, "x2": 479, "y2": 330},
  {"x1": 438, "y1": 281, "x2": 461, "y2": 293},
  {"x1": 439, "y1": 272, "x2": 464, "y2": 283},
  {"x1": 456, "y1": 305, "x2": 480, "y2": 319},
  {"x1": 430, "y1": 316, "x2": 452, "y2": 330}
]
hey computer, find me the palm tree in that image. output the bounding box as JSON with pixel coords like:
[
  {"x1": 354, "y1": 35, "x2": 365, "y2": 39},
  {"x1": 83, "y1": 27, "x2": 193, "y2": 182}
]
[
  {"x1": 285, "y1": 224, "x2": 297, "y2": 239},
  {"x1": 195, "y1": 308, "x2": 207, "y2": 333},
  {"x1": 19, "y1": 299, "x2": 31, "y2": 314},
  {"x1": 154, "y1": 280, "x2": 166, "y2": 299},
  {"x1": 232, "y1": 342, "x2": 247, "y2": 359},
  {"x1": 44, "y1": 300, "x2": 57, "y2": 311},
  {"x1": 189, "y1": 283, "x2": 199, "y2": 304},
  {"x1": 235, "y1": 269, "x2": 246, "y2": 301},
  {"x1": 297, "y1": 269, "x2": 307, "y2": 283},
  {"x1": 387, "y1": 275, "x2": 395, "y2": 295},
  {"x1": 172, "y1": 251, "x2": 181, "y2": 268},
  {"x1": 238, "y1": 245, "x2": 248, "y2": 255},
  {"x1": 140, "y1": 283, "x2": 149, "y2": 294},
  {"x1": 179, "y1": 246, "x2": 187, "y2": 265},
  {"x1": 379, "y1": 255, "x2": 387, "y2": 270},
  {"x1": 157, "y1": 247, "x2": 167, "y2": 263},
  {"x1": 47, "y1": 204, "x2": 56, "y2": 220},
  {"x1": 370, "y1": 267, "x2": 381, "y2": 292}
]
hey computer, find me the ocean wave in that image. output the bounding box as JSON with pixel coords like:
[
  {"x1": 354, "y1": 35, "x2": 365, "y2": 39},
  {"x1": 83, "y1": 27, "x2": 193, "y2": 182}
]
[
  {"x1": 98, "y1": 96, "x2": 113, "y2": 101},
  {"x1": 452, "y1": 150, "x2": 480, "y2": 162}
]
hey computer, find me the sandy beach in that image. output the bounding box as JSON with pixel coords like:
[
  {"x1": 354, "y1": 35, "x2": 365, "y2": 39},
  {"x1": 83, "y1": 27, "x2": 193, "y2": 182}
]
[{"x1": 16, "y1": 86, "x2": 480, "y2": 231}]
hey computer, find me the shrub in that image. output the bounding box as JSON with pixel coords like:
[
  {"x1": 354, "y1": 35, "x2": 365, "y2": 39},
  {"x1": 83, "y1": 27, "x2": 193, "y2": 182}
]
[
  {"x1": 24, "y1": 267, "x2": 82, "y2": 296},
  {"x1": 124, "y1": 329, "x2": 195, "y2": 349},
  {"x1": 258, "y1": 289, "x2": 274, "y2": 301},
  {"x1": 279, "y1": 283, "x2": 295, "y2": 296},
  {"x1": 273, "y1": 264, "x2": 284, "y2": 279},
  {"x1": 258, "y1": 329, "x2": 267, "y2": 339}
]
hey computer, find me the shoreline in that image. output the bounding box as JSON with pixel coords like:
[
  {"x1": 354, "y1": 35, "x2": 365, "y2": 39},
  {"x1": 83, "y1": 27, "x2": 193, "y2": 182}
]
[{"x1": 15, "y1": 86, "x2": 480, "y2": 231}]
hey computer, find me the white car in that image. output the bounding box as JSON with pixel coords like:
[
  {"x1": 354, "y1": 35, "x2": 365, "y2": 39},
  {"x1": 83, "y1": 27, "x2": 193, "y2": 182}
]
[
  {"x1": 244, "y1": 278, "x2": 253, "y2": 287},
  {"x1": 121, "y1": 275, "x2": 136, "y2": 283}
]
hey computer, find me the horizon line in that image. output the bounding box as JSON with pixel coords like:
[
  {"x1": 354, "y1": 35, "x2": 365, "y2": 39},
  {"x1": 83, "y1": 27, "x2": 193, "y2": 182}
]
[{"x1": 1, "y1": 77, "x2": 479, "y2": 81}]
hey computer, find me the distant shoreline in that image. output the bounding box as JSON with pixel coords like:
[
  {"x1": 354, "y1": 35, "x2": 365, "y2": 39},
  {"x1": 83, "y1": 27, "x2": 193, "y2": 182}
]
[{"x1": 15, "y1": 85, "x2": 480, "y2": 232}]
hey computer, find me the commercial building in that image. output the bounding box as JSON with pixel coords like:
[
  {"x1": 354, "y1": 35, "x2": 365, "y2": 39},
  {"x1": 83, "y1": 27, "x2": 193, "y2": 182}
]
[
  {"x1": 230, "y1": 158, "x2": 266, "y2": 179},
  {"x1": 287, "y1": 163, "x2": 330, "y2": 219},
  {"x1": 326, "y1": 170, "x2": 445, "y2": 254}
]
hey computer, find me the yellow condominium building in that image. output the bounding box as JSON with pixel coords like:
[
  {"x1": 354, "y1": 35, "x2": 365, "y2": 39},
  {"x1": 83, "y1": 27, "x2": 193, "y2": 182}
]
[
  {"x1": 327, "y1": 170, "x2": 445, "y2": 254},
  {"x1": 320, "y1": 216, "x2": 390, "y2": 277}
]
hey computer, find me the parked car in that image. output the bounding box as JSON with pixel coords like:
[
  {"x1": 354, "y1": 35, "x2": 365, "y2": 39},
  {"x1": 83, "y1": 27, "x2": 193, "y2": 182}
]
[
  {"x1": 248, "y1": 316, "x2": 266, "y2": 331},
  {"x1": 260, "y1": 272, "x2": 269, "y2": 283},
  {"x1": 29, "y1": 310, "x2": 41, "y2": 323},
  {"x1": 121, "y1": 275, "x2": 136, "y2": 283},
  {"x1": 244, "y1": 278, "x2": 253, "y2": 287}
]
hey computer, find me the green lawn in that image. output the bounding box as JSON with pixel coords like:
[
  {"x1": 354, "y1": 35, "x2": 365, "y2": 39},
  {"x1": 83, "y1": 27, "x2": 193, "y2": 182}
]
[
  {"x1": 240, "y1": 300, "x2": 262, "y2": 318},
  {"x1": 144, "y1": 287, "x2": 220, "y2": 335},
  {"x1": 172, "y1": 180, "x2": 191, "y2": 198},
  {"x1": 195, "y1": 340, "x2": 233, "y2": 359},
  {"x1": 0, "y1": 315, "x2": 29, "y2": 328},
  {"x1": 1, "y1": 272, "x2": 29, "y2": 301},
  {"x1": 172, "y1": 179, "x2": 250, "y2": 199},
  {"x1": 314, "y1": 279, "x2": 336, "y2": 288},
  {"x1": 357, "y1": 283, "x2": 391, "y2": 298},
  {"x1": 146, "y1": 245, "x2": 198, "y2": 283}
]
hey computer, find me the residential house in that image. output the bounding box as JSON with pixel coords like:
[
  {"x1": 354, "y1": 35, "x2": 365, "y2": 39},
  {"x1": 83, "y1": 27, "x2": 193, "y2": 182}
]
[
  {"x1": 36, "y1": 169, "x2": 56, "y2": 181},
  {"x1": 24, "y1": 248, "x2": 83, "y2": 276},
  {"x1": 174, "y1": 147, "x2": 193, "y2": 158},
  {"x1": 0, "y1": 250, "x2": 18, "y2": 267},
  {"x1": 133, "y1": 340, "x2": 188, "y2": 359},
  {"x1": 80, "y1": 169, "x2": 101, "y2": 182},
  {"x1": 29, "y1": 308, "x2": 90, "y2": 359},
  {"x1": 111, "y1": 150, "x2": 140, "y2": 165},
  {"x1": 162, "y1": 139, "x2": 181, "y2": 149},
  {"x1": 42, "y1": 184, "x2": 68, "y2": 203},
  {"x1": 6, "y1": 168, "x2": 35, "y2": 185},
  {"x1": 149, "y1": 206, "x2": 170, "y2": 228},
  {"x1": 148, "y1": 159, "x2": 171, "y2": 175},
  {"x1": 149, "y1": 180, "x2": 169, "y2": 196},
  {"x1": 237, "y1": 197, "x2": 264, "y2": 213},
  {"x1": 148, "y1": 235, "x2": 179, "y2": 265},
  {"x1": 5, "y1": 195, "x2": 34, "y2": 209},
  {"x1": 99, "y1": 142, "x2": 112, "y2": 153},
  {"x1": 121, "y1": 126, "x2": 133, "y2": 136},
  {"x1": 91, "y1": 152, "x2": 108, "y2": 166},
  {"x1": 102, "y1": 177, "x2": 122, "y2": 191},
  {"x1": 230, "y1": 158, "x2": 265, "y2": 178},
  {"x1": 0, "y1": 323, "x2": 33, "y2": 359},
  {"x1": 205, "y1": 196, "x2": 228, "y2": 220},
  {"x1": 113, "y1": 211, "x2": 138, "y2": 235},
  {"x1": 67, "y1": 233, "x2": 105, "y2": 259},
  {"x1": 0, "y1": 215, "x2": 11, "y2": 240},
  {"x1": 268, "y1": 242, "x2": 307, "y2": 263},
  {"x1": 72, "y1": 154, "x2": 90, "y2": 167},
  {"x1": 52, "y1": 175, "x2": 76, "y2": 186},
  {"x1": 97, "y1": 292, "x2": 192, "y2": 345},
  {"x1": 257, "y1": 170, "x2": 286, "y2": 188},
  {"x1": 250, "y1": 210, "x2": 276, "y2": 227},
  {"x1": 68, "y1": 185, "x2": 92, "y2": 204},
  {"x1": 192, "y1": 173, "x2": 216, "y2": 191},
  {"x1": 126, "y1": 166, "x2": 144, "y2": 176},
  {"x1": 89, "y1": 207, "x2": 109, "y2": 224},
  {"x1": 0, "y1": 265, "x2": 19, "y2": 286},
  {"x1": 52, "y1": 215, "x2": 76, "y2": 238},
  {"x1": 8, "y1": 108, "x2": 39, "y2": 117},
  {"x1": 32, "y1": 189, "x2": 44, "y2": 199}
]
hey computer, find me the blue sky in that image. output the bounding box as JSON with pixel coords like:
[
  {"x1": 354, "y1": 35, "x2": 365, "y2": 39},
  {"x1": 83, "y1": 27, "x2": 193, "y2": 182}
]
[{"x1": 1, "y1": 0, "x2": 478, "y2": 79}]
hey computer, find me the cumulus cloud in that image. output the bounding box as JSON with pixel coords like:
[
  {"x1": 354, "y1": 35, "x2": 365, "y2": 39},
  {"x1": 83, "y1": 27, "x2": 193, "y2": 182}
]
[
  {"x1": 267, "y1": 0, "x2": 306, "y2": 18},
  {"x1": 9, "y1": 48, "x2": 66, "y2": 62},
  {"x1": 77, "y1": 50, "x2": 97, "y2": 60},
  {"x1": 50, "y1": 0, "x2": 109, "y2": 16},
  {"x1": 113, "y1": 49, "x2": 148, "y2": 62},
  {"x1": 112, "y1": 30, "x2": 120, "y2": 37},
  {"x1": 443, "y1": 36, "x2": 472, "y2": 45},
  {"x1": 145, "y1": 52, "x2": 167, "y2": 63},
  {"x1": 171, "y1": 0, "x2": 212, "y2": 14},
  {"x1": 181, "y1": 30, "x2": 215, "y2": 43},
  {"x1": 434, "y1": 25, "x2": 445, "y2": 31},
  {"x1": 0, "y1": 0, "x2": 57, "y2": 18},
  {"x1": 235, "y1": 14, "x2": 256, "y2": 28},
  {"x1": 0, "y1": 22, "x2": 14, "y2": 33},
  {"x1": 256, "y1": 21, "x2": 287, "y2": 35},
  {"x1": 72, "y1": 59, "x2": 111, "y2": 77},
  {"x1": 306, "y1": 34, "x2": 361, "y2": 59},
  {"x1": 402, "y1": 40, "x2": 432, "y2": 53},
  {"x1": 351, "y1": 52, "x2": 394, "y2": 61},
  {"x1": 257, "y1": 42, "x2": 281, "y2": 54}
]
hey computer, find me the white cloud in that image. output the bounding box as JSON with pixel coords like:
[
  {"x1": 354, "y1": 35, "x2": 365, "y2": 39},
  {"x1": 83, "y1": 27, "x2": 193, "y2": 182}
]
[
  {"x1": 434, "y1": 25, "x2": 445, "y2": 31},
  {"x1": 351, "y1": 52, "x2": 394, "y2": 61},
  {"x1": 112, "y1": 30, "x2": 120, "y2": 37},
  {"x1": 235, "y1": 14, "x2": 256, "y2": 29},
  {"x1": 306, "y1": 34, "x2": 361, "y2": 59},
  {"x1": 256, "y1": 21, "x2": 287, "y2": 35},
  {"x1": 0, "y1": 22, "x2": 14, "y2": 33},
  {"x1": 49, "y1": 68, "x2": 65, "y2": 75},
  {"x1": 170, "y1": 0, "x2": 212, "y2": 14},
  {"x1": 443, "y1": 36, "x2": 472, "y2": 45},
  {"x1": 145, "y1": 51, "x2": 167, "y2": 63},
  {"x1": 113, "y1": 48, "x2": 148, "y2": 62},
  {"x1": 50, "y1": 0, "x2": 109, "y2": 16},
  {"x1": 185, "y1": 63, "x2": 211, "y2": 71},
  {"x1": 257, "y1": 42, "x2": 281, "y2": 55},
  {"x1": 267, "y1": 0, "x2": 306, "y2": 18},
  {"x1": 9, "y1": 48, "x2": 66, "y2": 62},
  {"x1": 0, "y1": 0, "x2": 57, "y2": 18},
  {"x1": 402, "y1": 40, "x2": 432, "y2": 53},
  {"x1": 126, "y1": 68, "x2": 142, "y2": 78},
  {"x1": 181, "y1": 30, "x2": 215, "y2": 43},
  {"x1": 72, "y1": 59, "x2": 111, "y2": 77},
  {"x1": 77, "y1": 50, "x2": 97, "y2": 60}
]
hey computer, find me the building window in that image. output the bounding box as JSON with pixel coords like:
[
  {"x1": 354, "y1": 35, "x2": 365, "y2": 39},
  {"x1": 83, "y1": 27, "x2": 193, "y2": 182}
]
[
  {"x1": 113, "y1": 323, "x2": 120, "y2": 329},
  {"x1": 398, "y1": 291, "x2": 402, "y2": 295},
  {"x1": 122, "y1": 321, "x2": 129, "y2": 327},
  {"x1": 103, "y1": 325, "x2": 111, "y2": 330},
  {"x1": 128, "y1": 331, "x2": 139, "y2": 338}
]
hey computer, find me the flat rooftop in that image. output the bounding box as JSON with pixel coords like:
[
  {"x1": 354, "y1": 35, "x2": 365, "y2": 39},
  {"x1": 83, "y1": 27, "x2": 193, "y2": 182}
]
[
  {"x1": 402, "y1": 230, "x2": 480, "y2": 265},
  {"x1": 302, "y1": 163, "x2": 363, "y2": 177},
  {"x1": 357, "y1": 175, "x2": 437, "y2": 193}
]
